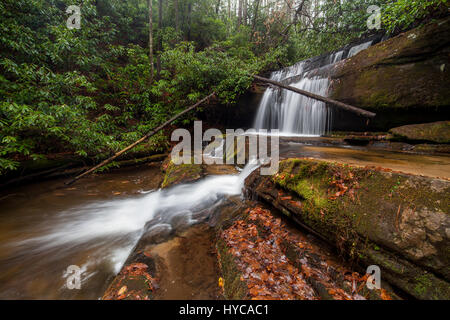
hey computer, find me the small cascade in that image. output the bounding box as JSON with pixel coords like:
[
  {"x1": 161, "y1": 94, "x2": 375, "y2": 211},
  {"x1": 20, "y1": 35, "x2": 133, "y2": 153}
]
[
  {"x1": 254, "y1": 41, "x2": 374, "y2": 136},
  {"x1": 347, "y1": 41, "x2": 373, "y2": 57},
  {"x1": 0, "y1": 162, "x2": 259, "y2": 299}
]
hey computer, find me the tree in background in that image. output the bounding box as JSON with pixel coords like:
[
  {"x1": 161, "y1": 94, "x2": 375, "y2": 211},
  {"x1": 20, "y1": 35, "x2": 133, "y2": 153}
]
[
  {"x1": 0, "y1": 0, "x2": 447, "y2": 175},
  {"x1": 149, "y1": 0, "x2": 154, "y2": 83}
]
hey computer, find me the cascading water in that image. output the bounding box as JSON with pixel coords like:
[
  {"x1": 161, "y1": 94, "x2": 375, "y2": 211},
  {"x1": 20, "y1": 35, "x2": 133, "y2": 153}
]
[
  {"x1": 254, "y1": 41, "x2": 373, "y2": 136},
  {"x1": 254, "y1": 74, "x2": 332, "y2": 136},
  {"x1": 347, "y1": 41, "x2": 373, "y2": 58},
  {"x1": 0, "y1": 162, "x2": 258, "y2": 299}
]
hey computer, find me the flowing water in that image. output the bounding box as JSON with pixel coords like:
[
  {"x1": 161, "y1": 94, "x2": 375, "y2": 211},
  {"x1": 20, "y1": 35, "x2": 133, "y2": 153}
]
[
  {"x1": 1, "y1": 38, "x2": 445, "y2": 300},
  {"x1": 0, "y1": 163, "x2": 258, "y2": 299},
  {"x1": 347, "y1": 41, "x2": 373, "y2": 58},
  {"x1": 0, "y1": 142, "x2": 448, "y2": 300},
  {"x1": 254, "y1": 41, "x2": 374, "y2": 136}
]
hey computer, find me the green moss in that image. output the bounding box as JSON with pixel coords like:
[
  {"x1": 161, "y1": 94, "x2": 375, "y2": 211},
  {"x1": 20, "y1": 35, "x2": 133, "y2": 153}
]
[
  {"x1": 249, "y1": 158, "x2": 450, "y2": 298},
  {"x1": 414, "y1": 274, "x2": 433, "y2": 297},
  {"x1": 161, "y1": 159, "x2": 203, "y2": 188},
  {"x1": 216, "y1": 239, "x2": 248, "y2": 300},
  {"x1": 270, "y1": 158, "x2": 449, "y2": 261},
  {"x1": 330, "y1": 17, "x2": 450, "y2": 117},
  {"x1": 389, "y1": 121, "x2": 450, "y2": 144}
]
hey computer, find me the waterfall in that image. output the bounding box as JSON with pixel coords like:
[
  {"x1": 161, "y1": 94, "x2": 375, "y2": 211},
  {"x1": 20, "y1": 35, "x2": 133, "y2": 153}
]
[
  {"x1": 254, "y1": 41, "x2": 373, "y2": 136},
  {"x1": 348, "y1": 41, "x2": 373, "y2": 58},
  {"x1": 254, "y1": 75, "x2": 332, "y2": 136}
]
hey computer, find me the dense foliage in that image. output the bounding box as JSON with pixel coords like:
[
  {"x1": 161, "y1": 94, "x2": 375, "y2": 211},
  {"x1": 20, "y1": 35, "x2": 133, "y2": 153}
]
[{"x1": 0, "y1": 0, "x2": 447, "y2": 175}]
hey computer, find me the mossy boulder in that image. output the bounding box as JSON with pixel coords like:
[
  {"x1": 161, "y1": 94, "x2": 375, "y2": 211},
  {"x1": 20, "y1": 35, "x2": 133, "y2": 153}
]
[
  {"x1": 330, "y1": 17, "x2": 450, "y2": 129},
  {"x1": 389, "y1": 121, "x2": 450, "y2": 144},
  {"x1": 245, "y1": 159, "x2": 450, "y2": 299},
  {"x1": 160, "y1": 157, "x2": 203, "y2": 189}
]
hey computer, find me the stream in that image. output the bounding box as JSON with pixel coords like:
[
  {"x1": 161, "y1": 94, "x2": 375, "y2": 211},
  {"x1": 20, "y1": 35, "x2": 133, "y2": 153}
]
[
  {"x1": 0, "y1": 141, "x2": 448, "y2": 299},
  {"x1": 0, "y1": 162, "x2": 257, "y2": 299}
]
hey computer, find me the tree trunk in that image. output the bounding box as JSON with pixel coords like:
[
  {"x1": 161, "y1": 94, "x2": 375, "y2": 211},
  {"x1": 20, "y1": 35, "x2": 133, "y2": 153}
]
[
  {"x1": 149, "y1": 0, "x2": 154, "y2": 83},
  {"x1": 252, "y1": 75, "x2": 376, "y2": 118},
  {"x1": 243, "y1": 0, "x2": 247, "y2": 25},
  {"x1": 216, "y1": 0, "x2": 221, "y2": 15},
  {"x1": 156, "y1": 0, "x2": 163, "y2": 79},
  {"x1": 251, "y1": 0, "x2": 260, "y2": 40},
  {"x1": 174, "y1": 0, "x2": 179, "y2": 32},
  {"x1": 237, "y1": 0, "x2": 242, "y2": 28},
  {"x1": 187, "y1": 2, "x2": 192, "y2": 41}
]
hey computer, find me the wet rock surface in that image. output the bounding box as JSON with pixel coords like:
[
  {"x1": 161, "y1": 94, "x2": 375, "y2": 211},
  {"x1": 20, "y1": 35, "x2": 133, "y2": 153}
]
[
  {"x1": 329, "y1": 17, "x2": 450, "y2": 130},
  {"x1": 216, "y1": 205, "x2": 395, "y2": 300},
  {"x1": 103, "y1": 157, "x2": 402, "y2": 300},
  {"x1": 245, "y1": 158, "x2": 450, "y2": 299},
  {"x1": 389, "y1": 121, "x2": 450, "y2": 144}
]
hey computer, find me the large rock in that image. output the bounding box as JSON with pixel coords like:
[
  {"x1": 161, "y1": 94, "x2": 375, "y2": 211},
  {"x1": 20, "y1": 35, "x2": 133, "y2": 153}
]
[
  {"x1": 330, "y1": 17, "x2": 450, "y2": 130},
  {"x1": 160, "y1": 156, "x2": 203, "y2": 188},
  {"x1": 245, "y1": 159, "x2": 450, "y2": 299},
  {"x1": 389, "y1": 121, "x2": 450, "y2": 144}
]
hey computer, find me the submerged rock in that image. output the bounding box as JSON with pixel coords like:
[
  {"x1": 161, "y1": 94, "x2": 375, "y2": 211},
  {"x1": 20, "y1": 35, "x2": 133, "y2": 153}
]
[
  {"x1": 245, "y1": 159, "x2": 450, "y2": 299},
  {"x1": 389, "y1": 121, "x2": 450, "y2": 144}
]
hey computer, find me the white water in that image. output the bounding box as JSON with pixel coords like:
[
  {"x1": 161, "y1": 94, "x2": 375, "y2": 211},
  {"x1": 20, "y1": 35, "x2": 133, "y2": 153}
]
[
  {"x1": 254, "y1": 75, "x2": 332, "y2": 136},
  {"x1": 254, "y1": 42, "x2": 373, "y2": 136},
  {"x1": 348, "y1": 41, "x2": 373, "y2": 58},
  {"x1": 4, "y1": 162, "x2": 259, "y2": 298}
]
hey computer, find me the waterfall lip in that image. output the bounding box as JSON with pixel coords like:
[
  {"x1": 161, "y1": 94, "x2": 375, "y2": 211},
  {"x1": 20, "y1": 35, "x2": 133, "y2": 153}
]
[{"x1": 252, "y1": 40, "x2": 378, "y2": 137}]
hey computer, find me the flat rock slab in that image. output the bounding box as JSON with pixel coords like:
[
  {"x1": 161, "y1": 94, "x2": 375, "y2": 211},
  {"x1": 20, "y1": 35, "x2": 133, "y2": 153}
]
[
  {"x1": 245, "y1": 158, "x2": 450, "y2": 299},
  {"x1": 389, "y1": 121, "x2": 450, "y2": 144}
]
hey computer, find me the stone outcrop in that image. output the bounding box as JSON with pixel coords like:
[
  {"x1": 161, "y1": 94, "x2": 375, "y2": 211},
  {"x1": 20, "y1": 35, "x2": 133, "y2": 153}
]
[
  {"x1": 389, "y1": 121, "x2": 450, "y2": 144},
  {"x1": 329, "y1": 17, "x2": 450, "y2": 130},
  {"x1": 245, "y1": 159, "x2": 450, "y2": 299}
]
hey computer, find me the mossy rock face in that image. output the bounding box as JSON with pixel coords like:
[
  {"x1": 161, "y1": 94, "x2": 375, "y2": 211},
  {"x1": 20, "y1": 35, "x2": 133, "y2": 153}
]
[
  {"x1": 389, "y1": 121, "x2": 450, "y2": 144},
  {"x1": 330, "y1": 17, "x2": 450, "y2": 125},
  {"x1": 216, "y1": 238, "x2": 249, "y2": 300},
  {"x1": 361, "y1": 247, "x2": 450, "y2": 300},
  {"x1": 245, "y1": 158, "x2": 450, "y2": 299},
  {"x1": 160, "y1": 157, "x2": 203, "y2": 189}
]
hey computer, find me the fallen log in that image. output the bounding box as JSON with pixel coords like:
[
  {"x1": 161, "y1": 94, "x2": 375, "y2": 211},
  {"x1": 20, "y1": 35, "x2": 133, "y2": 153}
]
[
  {"x1": 252, "y1": 75, "x2": 376, "y2": 118},
  {"x1": 65, "y1": 92, "x2": 215, "y2": 185}
]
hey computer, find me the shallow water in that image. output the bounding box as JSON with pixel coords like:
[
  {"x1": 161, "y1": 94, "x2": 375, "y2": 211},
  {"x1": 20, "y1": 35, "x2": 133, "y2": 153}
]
[
  {"x1": 280, "y1": 143, "x2": 450, "y2": 179},
  {"x1": 0, "y1": 142, "x2": 448, "y2": 299},
  {"x1": 0, "y1": 162, "x2": 257, "y2": 299}
]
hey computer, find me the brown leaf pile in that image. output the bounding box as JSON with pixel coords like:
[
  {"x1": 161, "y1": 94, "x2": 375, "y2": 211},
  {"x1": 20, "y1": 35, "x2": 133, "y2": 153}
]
[
  {"x1": 103, "y1": 262, "x2": 157, "y2": 300},
  {"x1": 222, "y1": 207, "x2": 316, "y2": 300},
  {"x1": 328, "y1": 166, "x2": 359, "y2": 201},
  {"x1": 221, "y1": 206, "x2": 393, "y2": 300}
]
